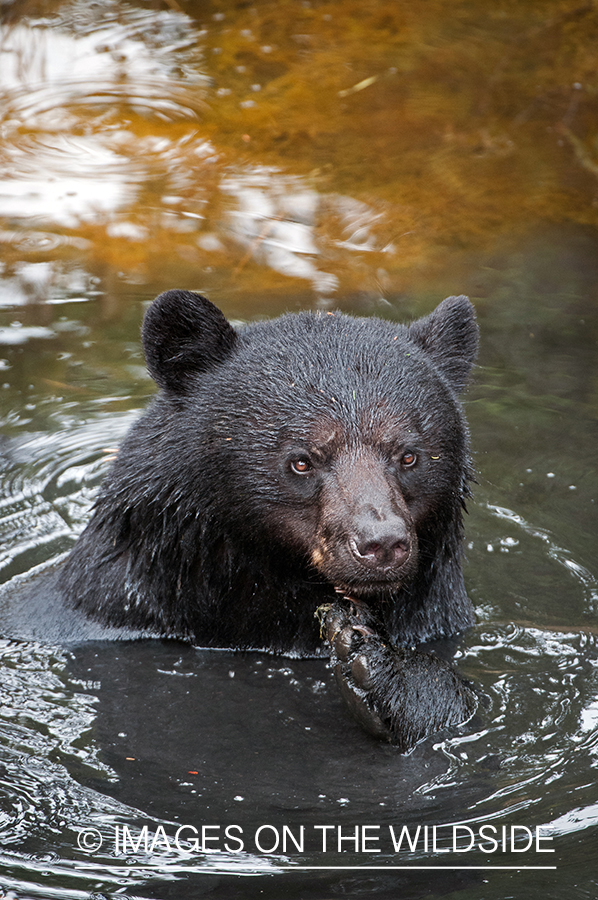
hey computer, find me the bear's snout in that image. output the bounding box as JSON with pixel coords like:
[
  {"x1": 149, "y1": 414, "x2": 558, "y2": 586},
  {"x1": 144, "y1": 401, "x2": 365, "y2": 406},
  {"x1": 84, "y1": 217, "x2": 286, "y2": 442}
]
[
  {"x1": 341, "y1": 455, "x2": 413, "y2": 572},
  {"x1": 348, "y1": 523, "x2": 411, "y2": 570},
  {"x1": 309, "y1": 449, "x2": 419, "y2": 593},
  {"x1": 343, "y1": 504, "x2": 415, "y2": 582}
]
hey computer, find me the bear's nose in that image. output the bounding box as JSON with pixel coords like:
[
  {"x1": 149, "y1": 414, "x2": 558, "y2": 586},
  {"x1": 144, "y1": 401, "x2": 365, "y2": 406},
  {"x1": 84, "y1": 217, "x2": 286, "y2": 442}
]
[{"x1": 349, "y1": 528, "x2": 411, "y2": 569}]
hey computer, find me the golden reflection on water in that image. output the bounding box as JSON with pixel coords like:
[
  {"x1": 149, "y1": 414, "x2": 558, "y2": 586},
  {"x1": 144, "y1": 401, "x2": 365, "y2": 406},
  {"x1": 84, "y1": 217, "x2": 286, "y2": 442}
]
[{"x1": 1, "y1": 0, "x2": 597, "y2": 308}]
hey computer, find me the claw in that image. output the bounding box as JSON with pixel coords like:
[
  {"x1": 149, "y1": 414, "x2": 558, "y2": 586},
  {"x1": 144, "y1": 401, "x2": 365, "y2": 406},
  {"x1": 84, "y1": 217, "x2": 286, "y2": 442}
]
[{"x1": 351, "y1": 624, "x2": 376, "y2": 637}]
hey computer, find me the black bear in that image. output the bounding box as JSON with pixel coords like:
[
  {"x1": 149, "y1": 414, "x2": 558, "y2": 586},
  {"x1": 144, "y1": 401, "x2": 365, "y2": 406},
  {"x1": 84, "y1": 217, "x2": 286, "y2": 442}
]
[{"x1": 58, "y1": 290, "x2": 479, "y2": 749}]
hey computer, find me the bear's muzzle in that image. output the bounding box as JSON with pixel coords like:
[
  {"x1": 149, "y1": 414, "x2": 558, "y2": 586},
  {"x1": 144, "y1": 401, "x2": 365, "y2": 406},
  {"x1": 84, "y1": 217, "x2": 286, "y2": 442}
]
[{"x1": 311, "y1": 448, "x2": 419, "y2": 595}]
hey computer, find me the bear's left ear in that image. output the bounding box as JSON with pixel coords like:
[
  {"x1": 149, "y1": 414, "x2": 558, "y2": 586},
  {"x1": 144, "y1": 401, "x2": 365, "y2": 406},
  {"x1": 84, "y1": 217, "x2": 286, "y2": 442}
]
[
  {"x1": 407, "y1": 295, "x2": 478, "y2": 393},
  {"x1": 142, "y1": 290, "x2": 238, "y2": 393}
]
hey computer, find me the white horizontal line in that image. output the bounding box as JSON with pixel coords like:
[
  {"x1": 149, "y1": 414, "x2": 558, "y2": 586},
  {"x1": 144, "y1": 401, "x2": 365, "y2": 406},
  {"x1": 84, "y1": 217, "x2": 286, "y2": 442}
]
[{"x1": 275, "y1": 865, "x2": 558, "y2": 871}]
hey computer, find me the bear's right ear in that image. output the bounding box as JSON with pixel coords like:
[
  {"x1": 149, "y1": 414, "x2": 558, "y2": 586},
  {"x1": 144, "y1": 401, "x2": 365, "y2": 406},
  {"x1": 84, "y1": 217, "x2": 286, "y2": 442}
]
[
  {"x1": 142, "y1": 290, "x2": 238, "y2": 392},
  {"x1": 407, "y1": 295, "x2": 478, "y2": 393}
]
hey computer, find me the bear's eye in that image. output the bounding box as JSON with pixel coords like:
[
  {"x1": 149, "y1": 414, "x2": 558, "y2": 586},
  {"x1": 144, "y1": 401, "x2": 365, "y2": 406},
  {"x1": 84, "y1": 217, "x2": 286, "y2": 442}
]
[
  {"x1": 401, "y1": 450, "x2": 417, "y2": 468},
  {"x1": 290, "y1": 458, "x2": 313, "y2": 475}
]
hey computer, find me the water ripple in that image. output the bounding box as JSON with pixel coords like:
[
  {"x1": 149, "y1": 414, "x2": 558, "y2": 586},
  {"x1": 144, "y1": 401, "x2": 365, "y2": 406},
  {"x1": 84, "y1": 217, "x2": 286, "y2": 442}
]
[
  {"x1": 0, "y1": 4, "x2": 208, "y2": 226},
  {"x1": 486, "y1": 502, "x2": 598, "y2": 611}
]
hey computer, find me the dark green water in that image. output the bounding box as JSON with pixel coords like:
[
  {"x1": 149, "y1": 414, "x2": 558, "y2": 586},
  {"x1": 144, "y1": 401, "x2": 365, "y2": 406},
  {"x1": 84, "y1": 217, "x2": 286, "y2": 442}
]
[{"x1": 1, "y1": 2, "x2": 597, "y2": 898}]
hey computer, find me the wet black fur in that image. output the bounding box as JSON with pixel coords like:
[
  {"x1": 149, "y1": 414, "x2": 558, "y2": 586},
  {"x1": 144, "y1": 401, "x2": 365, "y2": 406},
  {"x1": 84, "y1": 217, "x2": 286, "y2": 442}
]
[{"x1": 59, "y1": 290, "x2": 478, "y2": 656}]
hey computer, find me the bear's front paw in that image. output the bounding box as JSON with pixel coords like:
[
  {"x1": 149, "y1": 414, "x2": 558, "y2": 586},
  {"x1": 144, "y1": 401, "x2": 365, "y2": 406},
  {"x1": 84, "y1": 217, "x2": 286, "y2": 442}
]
[{"x1": 317, "y1": 600, "x2": 478, "y2": 752}]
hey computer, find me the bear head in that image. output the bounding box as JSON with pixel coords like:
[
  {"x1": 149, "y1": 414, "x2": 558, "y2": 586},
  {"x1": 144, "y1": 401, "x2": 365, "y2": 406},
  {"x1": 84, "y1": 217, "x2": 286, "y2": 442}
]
[{"x1": 60, "y1": 290, "x2": 478, "y2": 653}]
